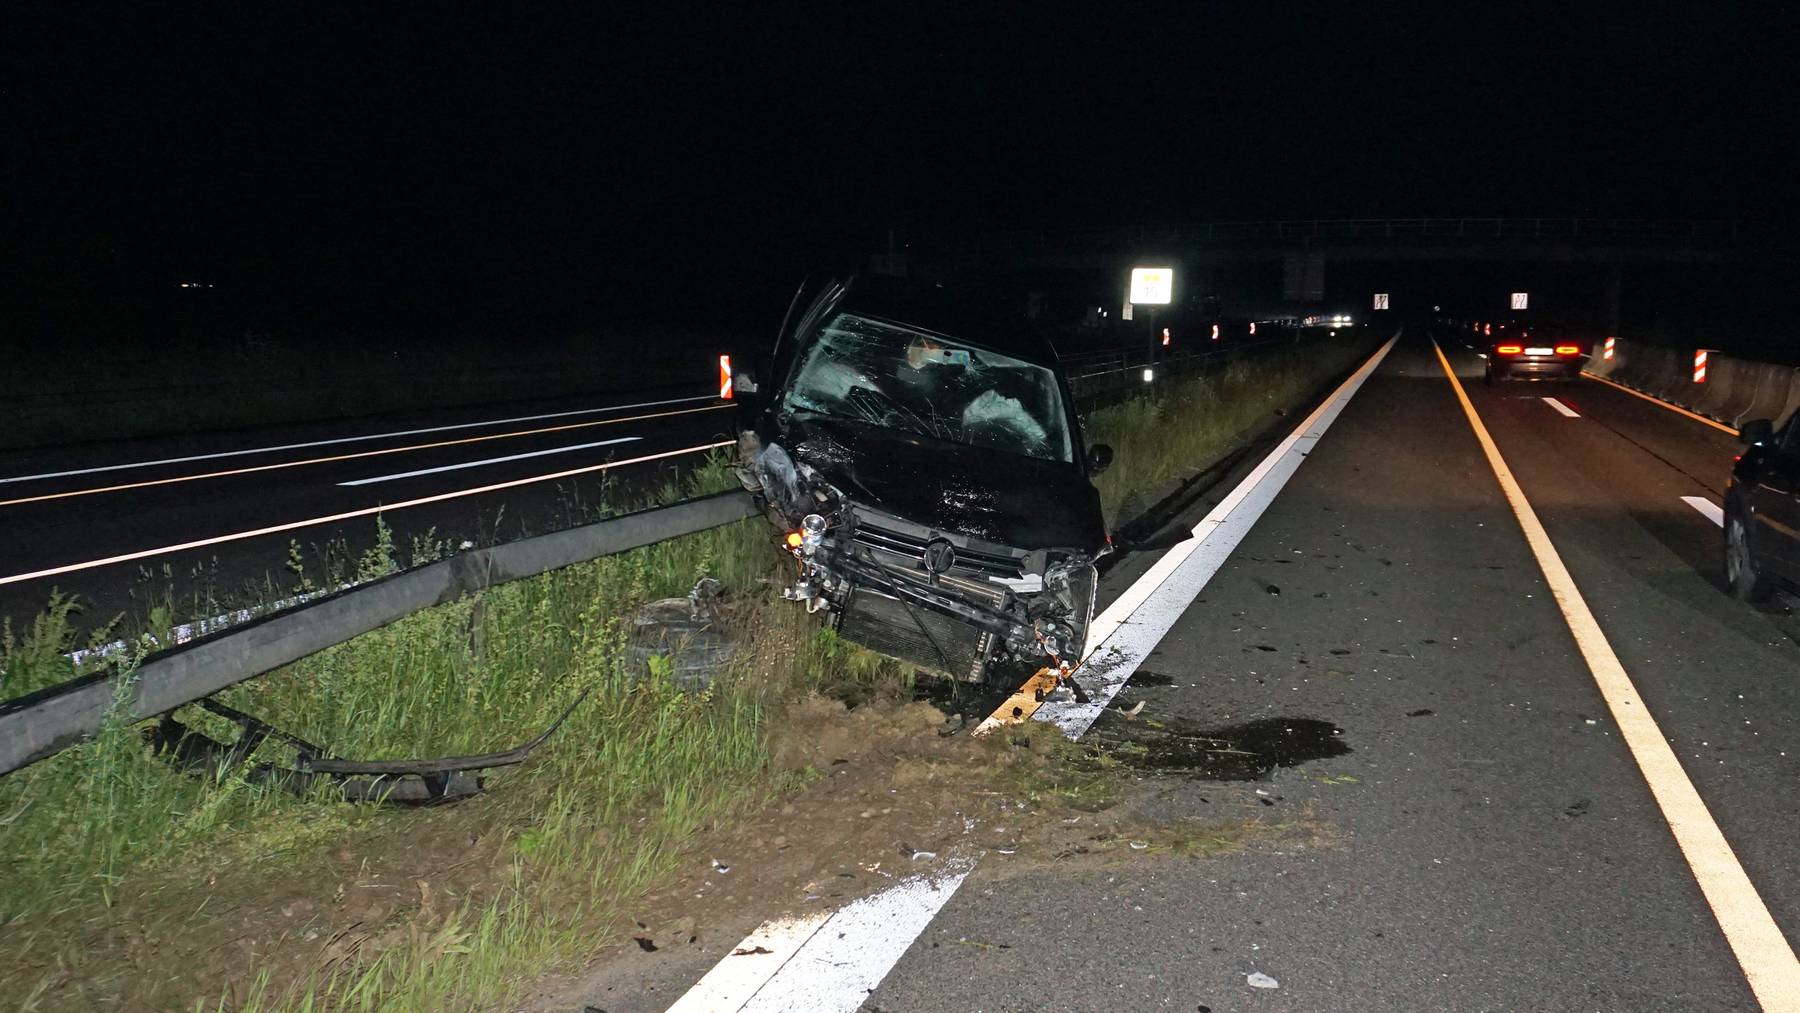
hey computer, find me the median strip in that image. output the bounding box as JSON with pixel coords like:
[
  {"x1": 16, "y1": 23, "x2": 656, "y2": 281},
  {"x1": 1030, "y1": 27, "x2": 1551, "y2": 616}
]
[{"x1": 1437, "y1": 340, "x2": 1800, "y2": 1010}]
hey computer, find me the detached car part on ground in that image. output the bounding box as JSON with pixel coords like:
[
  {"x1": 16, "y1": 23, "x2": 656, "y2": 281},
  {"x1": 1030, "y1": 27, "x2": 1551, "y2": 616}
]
[{"x1": 734, "y1": 276, "x2": 1113, "y2": 686}]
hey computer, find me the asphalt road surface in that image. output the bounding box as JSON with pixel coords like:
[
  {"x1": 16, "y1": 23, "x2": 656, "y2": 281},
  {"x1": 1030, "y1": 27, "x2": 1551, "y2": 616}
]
[
  {"x1": 0, "y1": 385, "x2": 739, "y2": 636},
  {"x1": 613, "y1": 330, "x2": 1800, "y2": 1011}
]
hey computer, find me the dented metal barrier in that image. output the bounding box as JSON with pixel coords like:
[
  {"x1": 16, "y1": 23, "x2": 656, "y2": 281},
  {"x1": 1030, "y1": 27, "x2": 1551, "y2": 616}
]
[{"x1": 0, "y1": 490, "x2": 758, "y2": 776}]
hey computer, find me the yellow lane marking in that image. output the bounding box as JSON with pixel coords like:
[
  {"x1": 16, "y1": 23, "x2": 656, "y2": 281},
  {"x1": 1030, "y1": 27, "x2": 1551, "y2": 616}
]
[
  {"x1": 1581, "y1": 370, "x2": 1739, "y2": 436},
  {"x1": 1437, "y1": 341, "x2": 1800, "y2": 1009},
  {"x1": 0, "y1": 441, "x2": 734, "y2": 587},
  {"x1": 974, "y1": 667, "x2": 1061, "y2": 733},
  {"x1": 0, "y1": 404, "x2": 732, "y2": 508}
]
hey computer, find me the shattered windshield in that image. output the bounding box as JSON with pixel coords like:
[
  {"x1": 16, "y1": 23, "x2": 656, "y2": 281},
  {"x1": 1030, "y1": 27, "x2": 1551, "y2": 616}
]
[{"x1": 781, "y1": 313, "x2": 1073, "y2": 463}]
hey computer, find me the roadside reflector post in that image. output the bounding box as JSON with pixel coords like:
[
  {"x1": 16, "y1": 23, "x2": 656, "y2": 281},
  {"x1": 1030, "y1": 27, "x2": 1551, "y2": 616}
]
[
  {"x1": 719, "y1": 354, "x2": 733, "y2": 400},
  {"x1": 1161, "y1": 327, "x2": 1170, "y2": 346},
  {"x1": 1211, "y1": 323, "x2": 1220, "y2": 341},
  {"x1": 1604, "y1": 336, "x2": 1616, "y2": 361},
  {"x1": 1129, "y1": 266, "x2": 1173, "y2": 374},
  {"x1": 1694, "y1": 349, "x2": 1709, "y2": 384}
]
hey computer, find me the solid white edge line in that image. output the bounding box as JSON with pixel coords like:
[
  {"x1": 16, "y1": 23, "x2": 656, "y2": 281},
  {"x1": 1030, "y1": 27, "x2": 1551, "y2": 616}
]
[
  {"x1": 0, "y1": 394, "x2": 717, "y2": 485},
  {"x1": 337, "y1": 436, "x2": 641, "y2": 486},
  {"x1": 1542, "y1": 396, "x2": 1581, "y2": 417},
  {"x1": 1682, "y1": 495, "x2": 1726, "y2": 528},
  {"x1": 0, "y1": 441, "x2": 734, "y2": 587},
  {"x1": 661, "y1": 911, "x2": 833, "y2": 1013},
  {"x1": 1434, "y1": 340, "x2": 1800, "y2": 1010},
  {"x1": 675, "y1": 335, "x2": 1399, "y2": 1012},
  {"x1": 1029, "y1": 334, "x2": 1397, "y2": 737},
  {"x1": 738, "y1": 862, "x2": 974, "y2": 1012}
]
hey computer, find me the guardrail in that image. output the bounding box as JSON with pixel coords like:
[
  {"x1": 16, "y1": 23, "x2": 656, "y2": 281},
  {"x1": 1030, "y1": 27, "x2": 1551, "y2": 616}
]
[
  {"x1": 0, "y1": 490, "x2": 758, "y2": 776},
  {"x1": 1585, "y1": 339, "x2": 1800, "y2": 430}
]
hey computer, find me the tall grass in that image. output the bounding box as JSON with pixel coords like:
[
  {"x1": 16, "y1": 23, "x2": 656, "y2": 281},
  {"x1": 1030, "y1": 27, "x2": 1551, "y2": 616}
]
[{"x1": 1087, "y1": 338, "x2": 1379, "y2": 522}]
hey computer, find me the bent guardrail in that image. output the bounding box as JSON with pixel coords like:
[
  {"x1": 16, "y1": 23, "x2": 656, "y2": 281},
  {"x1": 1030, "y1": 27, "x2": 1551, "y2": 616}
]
[{"x1": 0, "y1": 490, "x2": 758, "y2": 776}]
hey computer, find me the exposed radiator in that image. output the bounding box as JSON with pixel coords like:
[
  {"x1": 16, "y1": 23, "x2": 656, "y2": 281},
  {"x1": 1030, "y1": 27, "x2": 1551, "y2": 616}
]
[{"x1": 836, "y1": 585, "x2": 993, "y2": 681}]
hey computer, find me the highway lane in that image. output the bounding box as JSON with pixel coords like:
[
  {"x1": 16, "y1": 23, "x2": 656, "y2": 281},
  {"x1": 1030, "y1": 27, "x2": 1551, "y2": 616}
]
[
  {"x1": 1443, "y1": 335, "x2": 1800, "y2": 954},
  {"x1": 618, "y1": 330, "x2": 1797, "y2": 1012},
  {"x1": 0, "y1": 387, "x2": 738, "y2": 636}
]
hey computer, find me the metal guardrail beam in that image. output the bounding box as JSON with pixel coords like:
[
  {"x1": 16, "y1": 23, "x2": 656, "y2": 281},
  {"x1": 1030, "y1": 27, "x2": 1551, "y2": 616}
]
[{"x1": 0, "y1": 490, "x2": 759, "y2": 776}]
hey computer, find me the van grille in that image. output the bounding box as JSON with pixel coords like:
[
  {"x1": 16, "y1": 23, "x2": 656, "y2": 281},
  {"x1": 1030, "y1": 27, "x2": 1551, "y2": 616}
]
[{"x1": 852, "y1": 521, "x2": 1026, "y2": 580}]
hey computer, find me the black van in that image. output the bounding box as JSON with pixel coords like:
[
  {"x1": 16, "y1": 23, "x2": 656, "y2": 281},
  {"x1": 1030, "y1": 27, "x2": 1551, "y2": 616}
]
[{"x1": 734, "y1": 276, "x2": 1113, "y2": 683}]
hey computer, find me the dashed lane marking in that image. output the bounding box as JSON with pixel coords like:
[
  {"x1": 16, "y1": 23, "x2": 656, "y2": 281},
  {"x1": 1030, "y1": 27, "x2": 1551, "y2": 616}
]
[
  {"x1": 337, "y1": 436, "x2": 641, "y2": 486},
  {"x1": 0, "y1": 404, "x2": 730, "y2": 507},
  {"x1": 1436, "y1": 340, "x2": 1800, "y2": 1011},
  {"x1": 0, "y1": 441, "x2": 734, "y2": 587},
  {"x1": 0, "y1": 393, "x2": 720, "y2": 485},
  {"x1": 1683, "y1": 495, "x2": 1726, "y2": 527},
  {"x1": 1542, "y1": 396, "x2": 1581, "y2": 417}
]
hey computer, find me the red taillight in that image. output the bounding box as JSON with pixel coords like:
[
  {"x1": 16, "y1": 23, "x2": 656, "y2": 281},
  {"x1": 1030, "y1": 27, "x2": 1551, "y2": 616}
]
[
  {"x1": 1555, "y1": 345, "x2": 1579, "y2": 356},
  {"x1": 1496, "y1": 344, "x2": 1522, "y2": 355}
]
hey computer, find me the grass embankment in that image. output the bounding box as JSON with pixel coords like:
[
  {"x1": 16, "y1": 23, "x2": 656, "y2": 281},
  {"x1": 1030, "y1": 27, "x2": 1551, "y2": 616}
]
[
  {"x1": 0, "y1": 335, "x2": 1378, "y2": 1011},
  {"x1": 1087, "y1": 336, "x2": 1381, "y2": 523}
]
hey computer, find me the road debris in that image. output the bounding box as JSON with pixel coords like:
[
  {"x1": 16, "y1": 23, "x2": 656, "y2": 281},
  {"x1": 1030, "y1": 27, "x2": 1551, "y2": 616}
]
[
  {"x1": 1246, "y1": 972, "x2": 1280, "y2": 989},
  {"x1": 626, "y1": 578, "x2": 736, "y2": 691},
  {"x1": 146, "y1": 691, "x2": 590, "y2": 804}
]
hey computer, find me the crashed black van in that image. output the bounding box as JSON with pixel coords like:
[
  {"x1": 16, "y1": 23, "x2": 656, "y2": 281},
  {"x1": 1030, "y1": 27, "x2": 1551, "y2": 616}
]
[{"x1": 734, "y1": 276, "x2": 1112, "y2": 684}]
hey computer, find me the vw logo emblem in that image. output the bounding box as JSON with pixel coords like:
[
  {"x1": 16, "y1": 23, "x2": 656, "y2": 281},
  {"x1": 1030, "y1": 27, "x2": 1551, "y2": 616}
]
[{"x1": 922, "y1": 538, "x2": 956, "y2": 574}]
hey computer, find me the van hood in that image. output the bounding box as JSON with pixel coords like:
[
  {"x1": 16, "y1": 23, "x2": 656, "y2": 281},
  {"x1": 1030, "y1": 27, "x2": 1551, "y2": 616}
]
[{"x1": 781, "y1": 414, "x2": 1105, "y2": 551}]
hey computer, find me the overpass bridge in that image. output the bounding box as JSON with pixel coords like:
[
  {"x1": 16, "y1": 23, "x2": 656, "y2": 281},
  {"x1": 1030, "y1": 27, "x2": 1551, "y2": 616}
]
[{"x1": 918, "y1": 217, "x2": 1749, "y2": 330}]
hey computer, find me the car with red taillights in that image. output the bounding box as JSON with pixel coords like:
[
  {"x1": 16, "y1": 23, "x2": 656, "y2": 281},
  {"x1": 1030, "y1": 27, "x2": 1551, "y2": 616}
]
[{"x1": 1483, "y1": 325, "x2": 1586, "y2": 384}]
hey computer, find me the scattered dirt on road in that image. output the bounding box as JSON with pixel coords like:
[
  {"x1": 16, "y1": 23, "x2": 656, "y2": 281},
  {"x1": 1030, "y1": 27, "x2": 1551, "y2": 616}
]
[{"x1": 526, "y1": 692, "x2": 1311, "y2": 1012}]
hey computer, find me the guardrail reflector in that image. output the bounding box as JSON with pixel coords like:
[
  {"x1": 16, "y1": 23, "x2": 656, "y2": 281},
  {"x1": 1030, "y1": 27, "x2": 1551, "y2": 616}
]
[
  {"x1": 1694, "y1": 349, "x2": 1708, "y2": 383},
  {"x1": 719, "y1": 354, "x2": 733, "y2": 399}
]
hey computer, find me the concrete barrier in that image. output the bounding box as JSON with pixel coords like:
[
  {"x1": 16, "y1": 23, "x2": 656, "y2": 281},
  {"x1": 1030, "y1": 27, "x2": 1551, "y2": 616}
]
[
  {"x1": 1693, "y1": 355, "x2": 1746, "y2": 420},
  {"x1": 1586, "y1": 338, "x2": 1800, "y2": 431}
]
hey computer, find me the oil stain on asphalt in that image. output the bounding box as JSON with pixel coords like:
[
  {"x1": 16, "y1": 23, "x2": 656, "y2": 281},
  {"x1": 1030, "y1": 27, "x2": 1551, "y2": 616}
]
[{"x1": 1092, "y1": 714, "x2": 1350, "y2": 781}]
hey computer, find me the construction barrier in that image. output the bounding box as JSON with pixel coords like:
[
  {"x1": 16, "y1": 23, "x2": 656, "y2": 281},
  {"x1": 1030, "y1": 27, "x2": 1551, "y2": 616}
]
[{"x1": 1587, "y1": 338, "x2": 1800, "y2": 429}]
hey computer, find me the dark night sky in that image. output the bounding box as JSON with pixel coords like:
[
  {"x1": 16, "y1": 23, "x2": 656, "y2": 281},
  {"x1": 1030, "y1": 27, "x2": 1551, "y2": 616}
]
[{"x1": 5, "y1": 3, "x2": 1794, "y2": 336}]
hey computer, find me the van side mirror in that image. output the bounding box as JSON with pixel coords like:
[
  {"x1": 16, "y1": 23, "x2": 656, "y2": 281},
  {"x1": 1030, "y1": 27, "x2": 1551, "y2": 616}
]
[
  {"x1": 1086, "y1": 444, "x2": 1114, "y2": 474},
  {"x1": 1740, "y1": 418, "x2": 1774, "y2": 446}
]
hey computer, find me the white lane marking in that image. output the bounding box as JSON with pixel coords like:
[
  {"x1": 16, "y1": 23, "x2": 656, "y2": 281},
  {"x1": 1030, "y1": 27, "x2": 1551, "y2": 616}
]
[
  {"x1": 337, "y1": 437, "x2": 640, "y2": 486},
  {"x1": 0, "y1": 404, "x2": 731, "y2": 509},
  {"x1": 1683, "y1": 496, "x2": 1726, "y2": 527},
  {"x1": 1435, "y1": 341, "x2": 1800, "y2": 1010},
  {"x1": 1542, "y1": 396, "x2": 1581, "y2": 417},
  {"x1": 662, "y1": 912, "x2": 832, "y2": 1013},
  {"x1": 0, "y1": 394, "x2": 716, "y2": 485},
  {"x1": 736, "y1": 863, "x2": 973, "y2": 1013},
  {"x1": 1032, "y1": 335, "x2": 1397, "y2": 737},
  {"x1": 0, "y1": 441, "x2": 733, "y2": 587},
  {"x1": 675, "y1": 338, "x2": 1400, "y2": 1012}
]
